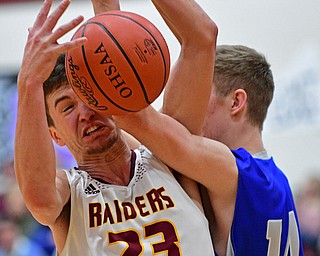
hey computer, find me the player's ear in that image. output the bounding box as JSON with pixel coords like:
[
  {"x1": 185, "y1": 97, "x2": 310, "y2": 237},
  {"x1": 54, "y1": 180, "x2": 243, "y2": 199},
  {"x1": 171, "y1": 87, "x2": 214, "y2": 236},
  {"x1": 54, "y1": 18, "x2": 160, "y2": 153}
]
[
  {"x1": 230, "y1": 89, "x2": 247, "y2": 115},
  {"x1": 49, "y1": 127, "x2": 66, "y2": 146}
]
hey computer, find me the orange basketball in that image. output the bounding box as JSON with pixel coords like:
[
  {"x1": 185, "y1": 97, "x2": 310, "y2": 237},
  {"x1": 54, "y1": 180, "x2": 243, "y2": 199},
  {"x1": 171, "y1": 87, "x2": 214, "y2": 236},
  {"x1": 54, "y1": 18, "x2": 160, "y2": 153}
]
[{"x1": 65, "y1": 10, "x2": 170, "y2": 115}]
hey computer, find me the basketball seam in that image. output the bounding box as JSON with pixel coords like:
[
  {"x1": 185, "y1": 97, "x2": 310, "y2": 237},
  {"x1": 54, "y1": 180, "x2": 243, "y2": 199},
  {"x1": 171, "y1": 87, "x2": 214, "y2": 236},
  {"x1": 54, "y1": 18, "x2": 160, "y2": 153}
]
[{"x1": 81, "y1": 22, "x2": 136, "y2": 112}]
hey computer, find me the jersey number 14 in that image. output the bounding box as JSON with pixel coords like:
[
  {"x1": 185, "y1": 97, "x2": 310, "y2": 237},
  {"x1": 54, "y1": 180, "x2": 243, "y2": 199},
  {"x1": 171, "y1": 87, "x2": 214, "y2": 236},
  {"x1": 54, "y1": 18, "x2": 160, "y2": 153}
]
[{"x1": 266, "y1": 211, "x2": 300, "y2": 256}]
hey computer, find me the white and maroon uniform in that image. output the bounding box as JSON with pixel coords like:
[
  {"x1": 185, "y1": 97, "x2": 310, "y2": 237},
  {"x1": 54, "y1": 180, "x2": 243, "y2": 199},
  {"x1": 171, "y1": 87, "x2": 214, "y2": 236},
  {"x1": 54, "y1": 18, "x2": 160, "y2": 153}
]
[{"x1": 60, "y1": 146, "x2": 214, "y2": 256}]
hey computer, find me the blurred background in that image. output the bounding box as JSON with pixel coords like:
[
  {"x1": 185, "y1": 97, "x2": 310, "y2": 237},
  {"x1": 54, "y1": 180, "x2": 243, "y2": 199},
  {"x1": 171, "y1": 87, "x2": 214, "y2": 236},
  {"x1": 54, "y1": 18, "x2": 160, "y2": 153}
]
[{"x1": 0, "y1": 0, "x2": 320, "y2": 255}]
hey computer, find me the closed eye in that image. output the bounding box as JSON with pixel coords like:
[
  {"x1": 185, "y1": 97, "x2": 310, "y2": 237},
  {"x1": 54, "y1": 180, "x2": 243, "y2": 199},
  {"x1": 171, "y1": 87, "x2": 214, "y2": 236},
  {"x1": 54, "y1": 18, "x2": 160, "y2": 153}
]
[{"x1": 62, "y1": 104, "x2": 74, "y2": 113}]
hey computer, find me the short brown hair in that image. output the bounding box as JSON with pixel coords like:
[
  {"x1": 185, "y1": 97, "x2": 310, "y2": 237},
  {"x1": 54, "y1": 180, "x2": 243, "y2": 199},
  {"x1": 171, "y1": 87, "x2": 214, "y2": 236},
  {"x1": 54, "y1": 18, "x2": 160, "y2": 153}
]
[{"x1": 214, "y1": 45, "x2": 274, "y2": 129}]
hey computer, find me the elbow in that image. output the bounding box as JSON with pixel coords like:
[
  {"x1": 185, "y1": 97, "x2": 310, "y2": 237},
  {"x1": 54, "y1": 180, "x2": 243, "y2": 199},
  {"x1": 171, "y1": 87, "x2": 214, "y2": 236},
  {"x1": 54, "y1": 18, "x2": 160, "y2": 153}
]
[
  {"x1": 185, "y1": 18, "x2": 218, "y2": 49},
  {"x1": 22, "y1": 188, "x2": 61, "y2": 226},
  {"x1": 179, "y1": 21, "x2": 218, "y2": 63},
  {"x1": 202, "y1": 19, "x2": 219, "y2": 48}
]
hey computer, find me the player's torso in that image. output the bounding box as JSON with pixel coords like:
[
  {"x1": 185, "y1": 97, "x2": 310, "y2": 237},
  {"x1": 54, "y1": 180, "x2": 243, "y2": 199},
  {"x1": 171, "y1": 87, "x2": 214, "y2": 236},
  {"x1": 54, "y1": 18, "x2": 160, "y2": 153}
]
[
  {"x1": 227, "y1": 148, "x2": 303, "y2": 256},
  {"x1": 60, "y1": 147, "x2": 214, "y2": 256}
]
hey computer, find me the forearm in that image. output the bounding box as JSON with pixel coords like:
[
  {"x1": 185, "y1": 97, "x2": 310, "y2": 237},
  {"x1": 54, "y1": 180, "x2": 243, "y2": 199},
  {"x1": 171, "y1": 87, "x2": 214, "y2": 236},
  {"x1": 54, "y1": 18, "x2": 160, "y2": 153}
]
[
  {"x1": 15, "y1": 81, "x2": 57, "y2": 209},
  {"x1": 114, "y1": 107, "x2": 237, "y2": 193},
  {"x1": 153, "y1": 0, "x2": 218, "y2": 134},
  {"x1": 14, "y1": 82, "x2": 64, "y2": 226},
  {"x1": 152, "y1": 0, "x2": 215, "y2": 44},
  {"x1": 114, "y1": 108, "x2": 205, "y2": 183},
  {"x1": 91, "y1": 0, "x2": 120, "y2": 15}
]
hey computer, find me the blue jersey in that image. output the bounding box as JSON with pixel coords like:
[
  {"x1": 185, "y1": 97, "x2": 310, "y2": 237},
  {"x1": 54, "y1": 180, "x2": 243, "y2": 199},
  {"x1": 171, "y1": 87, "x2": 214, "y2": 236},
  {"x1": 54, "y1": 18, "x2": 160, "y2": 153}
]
[{"x1": 227, "y1": 148, "x2": 303, "y2": 256}]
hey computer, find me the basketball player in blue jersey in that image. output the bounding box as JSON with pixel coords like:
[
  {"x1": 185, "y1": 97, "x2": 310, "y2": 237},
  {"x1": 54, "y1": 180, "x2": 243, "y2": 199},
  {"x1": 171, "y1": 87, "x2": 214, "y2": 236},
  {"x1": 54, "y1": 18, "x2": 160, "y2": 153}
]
[
  {"x1": 14, "y1": 0, "x2": 217, "y2": 255},
  {"x1": 201, "y1": 45, "x2": 303, "y2": 256},
  {"x1": 115, "y1": 45, "x2": 304, "y2": 256}
]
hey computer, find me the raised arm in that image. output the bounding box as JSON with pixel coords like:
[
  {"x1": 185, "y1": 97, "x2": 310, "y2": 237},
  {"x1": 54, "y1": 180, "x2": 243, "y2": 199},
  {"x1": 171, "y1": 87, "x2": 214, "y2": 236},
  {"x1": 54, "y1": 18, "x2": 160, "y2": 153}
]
[
  {"x1": 113, "y1": 106, "x2": 237, "y2": 195},
  {"x1": 91, "y1": 0, "x2": 120, "y2": 15},
  {"x1": 148, "y1": 0, "x2": 217, "y2": 207},
  {"x1": 91, "y1": 0, "x2": 217, "y2": 133},
  {"x1": 14, "y1": 0, "x2": 86, "y2": 225},
  {"x1": 154, "y1": 0, "x2": 218, "y2": 134}
]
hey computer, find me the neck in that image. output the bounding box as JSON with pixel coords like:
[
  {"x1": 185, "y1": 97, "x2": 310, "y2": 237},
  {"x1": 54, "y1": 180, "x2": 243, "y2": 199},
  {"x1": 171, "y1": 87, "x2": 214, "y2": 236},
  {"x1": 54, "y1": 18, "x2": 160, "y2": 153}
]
[
  {"x1": 77, "y1": 143, "x2": 133, "y2": 186},
  {"x1": 226, "y1": 125, "x2": 264, "y2": 155}
]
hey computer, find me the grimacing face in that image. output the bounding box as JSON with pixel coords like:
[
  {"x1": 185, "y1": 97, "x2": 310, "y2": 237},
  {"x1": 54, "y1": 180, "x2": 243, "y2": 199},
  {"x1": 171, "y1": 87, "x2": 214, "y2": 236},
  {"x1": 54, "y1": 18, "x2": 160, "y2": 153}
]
[{"x1": 47, "y1": 85, "x2": 120, "y2": 157}]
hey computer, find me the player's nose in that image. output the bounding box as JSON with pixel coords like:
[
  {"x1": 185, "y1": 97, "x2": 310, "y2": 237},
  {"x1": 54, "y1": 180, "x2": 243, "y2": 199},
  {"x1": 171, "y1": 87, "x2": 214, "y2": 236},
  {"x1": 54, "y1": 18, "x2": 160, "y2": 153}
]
[{"x1": 78, "y1": 101, "x2": 95, "y2": 121}]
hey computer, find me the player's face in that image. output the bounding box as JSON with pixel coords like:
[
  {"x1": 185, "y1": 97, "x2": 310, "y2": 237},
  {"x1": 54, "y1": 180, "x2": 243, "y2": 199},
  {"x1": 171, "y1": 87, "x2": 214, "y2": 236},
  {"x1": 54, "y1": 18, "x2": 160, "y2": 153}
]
[
  {"x1": 202, "y1": 84, "x2": 232, "y2": 143},
  {"x1": 47, "y1": 85, "x2": 120, "y2": 157}
]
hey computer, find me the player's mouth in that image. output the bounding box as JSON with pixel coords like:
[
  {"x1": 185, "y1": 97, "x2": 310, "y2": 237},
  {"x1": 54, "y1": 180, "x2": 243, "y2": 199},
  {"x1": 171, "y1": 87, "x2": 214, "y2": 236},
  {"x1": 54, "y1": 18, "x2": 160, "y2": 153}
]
[{"x1": 83, "y1": 125, "x2": 103, "y2": 137}]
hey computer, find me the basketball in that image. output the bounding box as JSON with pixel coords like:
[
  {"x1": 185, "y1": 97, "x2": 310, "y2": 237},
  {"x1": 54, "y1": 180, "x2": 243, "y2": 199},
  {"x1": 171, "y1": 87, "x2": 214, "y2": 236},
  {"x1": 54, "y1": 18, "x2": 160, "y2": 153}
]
[{"x1": 65, "y1": 10, "x2": 170, "y2": 115}]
